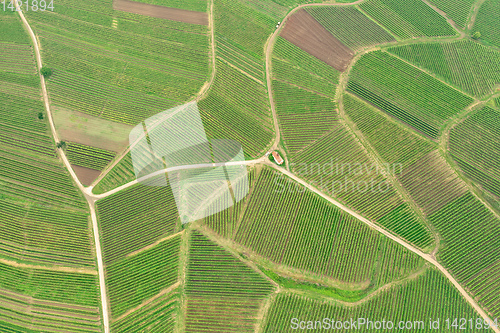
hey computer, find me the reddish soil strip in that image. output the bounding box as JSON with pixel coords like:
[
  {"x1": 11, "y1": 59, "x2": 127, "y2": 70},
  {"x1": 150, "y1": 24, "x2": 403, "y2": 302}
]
[
  {"x1": 280, "y1": 9, "x2": 354, "y2": 72},
  {"x1": 72, "y1": 165, "x2": 102, "y2": 187},
  {"x1": 113, "y1": 0, "x2": 208, "y2": 25}
]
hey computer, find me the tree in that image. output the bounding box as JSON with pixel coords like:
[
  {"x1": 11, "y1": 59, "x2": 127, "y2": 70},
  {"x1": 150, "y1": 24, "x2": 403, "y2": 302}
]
[
  {"x1": 40, "y1": 67, "x2": 53, "y2": 78},
  {"x1": 37, "y1": 112, "x2": 44, "y2": 120},
  {"x1": 56, "y1": 141, "x2": 66, "y2": 149},
  {"x1": 472, "y1": 31, "x2": 481, "y2": 40}
]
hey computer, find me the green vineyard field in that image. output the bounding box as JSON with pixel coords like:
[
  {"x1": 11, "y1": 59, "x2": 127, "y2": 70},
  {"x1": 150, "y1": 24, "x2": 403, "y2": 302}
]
[
  {"x1": 234, "y1": 167, "x2": 425, "y2": 281},
  {"x1": 272, "y1": 81, "x2": 338, "y2": 156},
  {"x1": 348, "y1": 51, "x2": 473, "y2": 139},
  {"x1": 429, "y1": 193, "x2": 500, "y2": 318},
  {"x1": 0, "y1": 263, "x2": 101, "y2": 332},
  {"x1": 0, "y1": 200, "x2": 94, "y2": 267},
  {"x1": 359, "y1": 0, "x2": 456, "y2": 39},
  {"x1": 93, "y1": 152, "x2": 136, "y2": 194},
  {"x1": 111, "y1": 288, "x2": 179, "y2": 333},
  {"x1": 133, "y1": 0, "x2": 207, "y2": 12},
  {"x1": 264, "y1": 268, "x2": 481, "y2": 332},
  {"x1": 26, "y1": 0, "x2": 209, "y2": 125},
  {"x1": 449, "y1": 106, "x2": 500, "y2": 197},
  {"x1": 343, "y1": 93, "x2": 436, "y2": 168},
  {"x1": 106, "y1": 235, "x2": 181, "y2": 317},
  {"x1": 427, "y1": 0, "x2": 475, "y2": 28},
  {"x1": 389, "y1": 40, "x2": 500, "y2": 97},
  {"x1": 306, "y1": 6, "x2": 395, "y2": 50},
  {"x1": 96, "y1": 182, "x2": 179, "y2": 264},
  {"x1": 66, "y1": 142, "x2": 116, "y2": 171},
  {"x1": 473, "y1": 0, "x2": 500, "y2": 48},
  {"x1": 185, "y1": 231, "x2": 274, "y2": 332}
]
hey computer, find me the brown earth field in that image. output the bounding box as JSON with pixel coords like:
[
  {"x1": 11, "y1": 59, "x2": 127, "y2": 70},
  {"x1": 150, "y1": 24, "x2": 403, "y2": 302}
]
[
  {"x1": 113, "y1": 0, "x2": 208, "y2": 25},
  {"x1": 72, "y1": 165, "x2": 102, "y2": 187},
  {"x1": 280, "y1": 9, "x2": 354, "y2": 72}
]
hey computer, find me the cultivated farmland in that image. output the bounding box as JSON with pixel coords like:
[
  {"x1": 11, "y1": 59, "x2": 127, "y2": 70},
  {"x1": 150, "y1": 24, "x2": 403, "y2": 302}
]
[
  {"x1": 106, "y1": 234, "x2": 181, "y2": 317},
  {"x1": 93, "y1": 152, "x2": 136, "y2": 194},
  {"x1": 272, "y1": 81, "x2": 338, "y2": 156},
  {"x1": 198, "y1": 59, "x2": 273, "y2": 158},
  {"x1": 343, "y1": 93, "x2": 436, "y2": 168},
  {"x1": 398, "y1": 151, "x2": 468, "y2": 216},
  {"x1": 111, "y1": 288, "x2": 179, "y2": 332},
  {"x1": 449, "y1": 106, "x2": 500, "y2": 197},
  {"x1": 359, "y1": 0, "x2": 457, "y2": 39},
  {"x1": 348, "y1": 51, "x2": 473, "y2": 139},
  {"x1": 131, "y1": 0, "x2": 207, "y2": 12},
  {"x1": 95, "y1": 181, "x2": 180, "y2": 264},
  {"x1": 306, "y1": 6, "x2": 395, "y2": 50},
  {"x1": 473, "y1": 0, "x2": 500, "y2": 48},
  {"x1": 264, "y1": 268, "x2": 481, "y2": 332},
  {"x1": 0, "y1": 10, "x2": 93, "y2": 272},
  {"x1": 25, "y1": 0, "x2": 209, "y2": 125},
  {"x1": 429, "y1": 193, "x2": 500, "y2": 318},
  {"x1": 0, "y1": 263, "x2": 101, "y2": 332},
  {"x1": 280, "y1": 9, "x2": 354, "y2": 72},
  {"x1": 0, "y1": 200, "x2": 94, "y2": 267},
  {"x1": 66, "y1": 142, "x2": 116, "y2": 171},
  {"x1": 389, "y1": 40, "x2": 500, "y2": 97},
  {"x1": 234, "y1": 167, "x2": 425, "y2": 282},
  {"x1": 427, "y1": 0, "x2": 475, "y2": 28},
  {"x1": 185, "y1": 231, "x2": 274, "y2": 332}
]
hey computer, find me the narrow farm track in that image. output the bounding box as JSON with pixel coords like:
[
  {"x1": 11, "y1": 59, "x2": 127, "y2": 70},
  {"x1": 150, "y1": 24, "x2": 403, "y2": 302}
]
[
  {"x1": 264, "y1": 0, "x2": 366, "y2": 152},
  {"x1": 93, "y1": 158, "x2": 265, "y2": 199},
  {"x1": 13, "y1": 0, "x2": 499, "y2": 331},
  {"x1": 14, "y1": 3, "x2": 111, "y2": 332}
]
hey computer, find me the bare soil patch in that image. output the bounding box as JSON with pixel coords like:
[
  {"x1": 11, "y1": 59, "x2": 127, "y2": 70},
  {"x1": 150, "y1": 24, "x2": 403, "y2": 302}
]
[
  {"x1": 72, "y1": 165, "x2": 102, "y2": 187},
  {"x1": 113, "y1": 0, "x2": 208, "y2": 25},
  {"x1": 280, "y1": 9, "x2": 354, "y2": 72}
]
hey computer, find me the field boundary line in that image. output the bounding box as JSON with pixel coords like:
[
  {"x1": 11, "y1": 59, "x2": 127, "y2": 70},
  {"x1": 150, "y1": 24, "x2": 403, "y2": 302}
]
[
  {"x1": 14, "y1": 2, "x2": 111, "y2": 332},
  {"x1": 0, "y1": 258, "x2": 97, "y2": 275},
  {"x1": 125, "y1": 231, "x2": 184, "y2": 258},
  {"x1": 420, "y1": 0, "x2": 465, "y2": 37},
  {"x1": 112, "y1": 282, "x2": 180, "y2": 323},
  {"x1": 174, "y1": 229, "x2": 190, "y2": 333},
  {"x1": 280, "y1": 266, "x2": 428, "y2": 308},
  {"x1": 255, "y1": 291, "x2": 279, "y2": 333}
]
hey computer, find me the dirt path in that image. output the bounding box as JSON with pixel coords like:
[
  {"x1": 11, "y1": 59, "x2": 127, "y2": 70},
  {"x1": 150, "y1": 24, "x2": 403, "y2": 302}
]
[
  {"x1": 92, "y1": 157, "x2": 265, "y2": 199},
  {"x1": 0, "y1": 258, "x2": 97, "y2": 275},
  {"x1": 14, "y1": 3, "x2": 110, "y2": 332}
]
